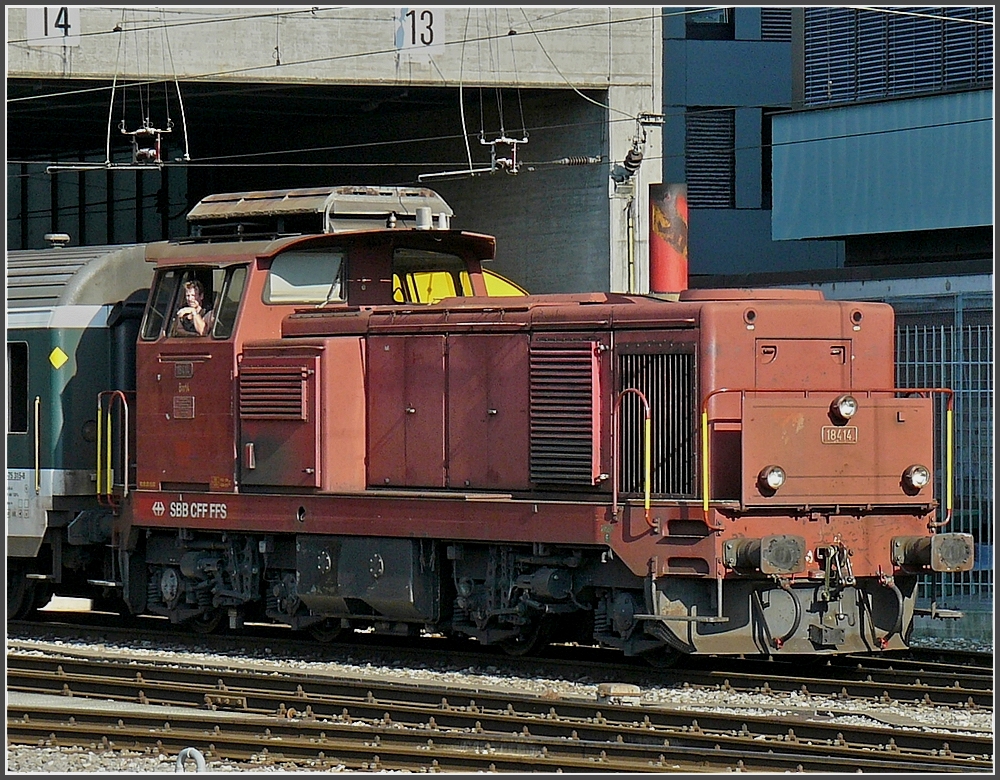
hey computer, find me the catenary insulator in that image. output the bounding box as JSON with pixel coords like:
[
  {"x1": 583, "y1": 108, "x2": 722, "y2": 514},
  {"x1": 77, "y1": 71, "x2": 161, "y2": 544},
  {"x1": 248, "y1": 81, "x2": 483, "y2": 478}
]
[{"x1": 623, "y1": 146, "x2": 643, "y2": 175}]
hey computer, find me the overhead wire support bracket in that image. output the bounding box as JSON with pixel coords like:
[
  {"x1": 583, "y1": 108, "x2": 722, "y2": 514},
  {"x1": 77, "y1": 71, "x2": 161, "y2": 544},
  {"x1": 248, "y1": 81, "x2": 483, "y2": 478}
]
[
  {"x1": 418, "y1": 133, "x2": 529, "y2": 183},
  {"x1": 481, "y1": 132, "x2": 528, "y2": 175}
]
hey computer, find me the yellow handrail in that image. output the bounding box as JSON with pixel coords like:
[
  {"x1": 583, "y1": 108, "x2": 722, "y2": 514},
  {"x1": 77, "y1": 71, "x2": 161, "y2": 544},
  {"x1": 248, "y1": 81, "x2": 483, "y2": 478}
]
[
  {"x1": 612, "y1": 387, "x2": 653, "y2": 528},
  {"x1": 97, "y1": 390, "x2": 131, "y2": 505}
]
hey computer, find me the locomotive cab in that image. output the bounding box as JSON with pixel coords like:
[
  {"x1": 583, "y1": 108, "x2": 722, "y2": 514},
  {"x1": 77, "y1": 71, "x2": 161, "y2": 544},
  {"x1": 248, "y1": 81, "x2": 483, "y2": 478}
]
[{"x1": 134, "y1": 194, "x2": 497, "y2": 493}]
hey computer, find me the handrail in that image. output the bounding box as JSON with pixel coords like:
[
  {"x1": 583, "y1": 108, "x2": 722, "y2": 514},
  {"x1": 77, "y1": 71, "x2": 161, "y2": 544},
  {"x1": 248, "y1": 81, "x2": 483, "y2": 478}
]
[
  {"x1": 33, "y1": 396, "x2": 41, "y2": 494},
  {"x1": 612, "y1": 388, "x2": 653, "y2": 529},
  {"x1": 699, "y1": 387, "x2": 954, "y2": 528},
  {"x1": 97, "y1": 390, "x2": 131, "y2": 506}
]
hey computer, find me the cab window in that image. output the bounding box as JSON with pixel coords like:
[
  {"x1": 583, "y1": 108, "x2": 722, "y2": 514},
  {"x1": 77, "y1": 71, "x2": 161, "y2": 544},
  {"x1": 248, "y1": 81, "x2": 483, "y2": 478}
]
[
  {"x1": 141, "y1": 267, "x2": 226, "y2": 340},
  {"x1": 264, "y1": 249, "x2": 345, "y2": 304},
  {"x1": 212, "y1": 266, "x2": 248, "y2": 339},
  {"x1": 391, "y1": 249, "x2": 468, "y2": 304}
]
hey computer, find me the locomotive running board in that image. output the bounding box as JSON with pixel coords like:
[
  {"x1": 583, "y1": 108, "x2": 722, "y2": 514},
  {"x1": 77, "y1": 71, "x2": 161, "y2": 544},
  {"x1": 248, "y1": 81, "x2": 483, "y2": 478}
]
[
  {"x1": 634, "y1": 614, "x2": 729, "y2": 623},
  {"x1": 87, "y1": 579, "x2": 122, "y2": 588},
  {"x1": 913, "y1": 602, "x2": 965, "y2": 620}
]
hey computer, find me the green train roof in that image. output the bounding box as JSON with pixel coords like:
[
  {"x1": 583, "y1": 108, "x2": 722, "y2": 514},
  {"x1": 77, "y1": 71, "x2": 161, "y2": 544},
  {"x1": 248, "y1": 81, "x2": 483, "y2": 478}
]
[{"x1": 6, "y1": 244, "x2": 152, "y2": 309}]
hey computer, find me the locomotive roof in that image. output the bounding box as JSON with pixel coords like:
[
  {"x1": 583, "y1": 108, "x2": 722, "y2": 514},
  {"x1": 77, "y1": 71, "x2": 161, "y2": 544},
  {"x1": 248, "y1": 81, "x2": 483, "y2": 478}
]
[
  {"x1": 187, "y1": 185, "x2": 454, "y2": 235},
  {"x1": 145, "y1": 229, "x2": 497, "y2": 264},
  {"x1": 6, "y1": 243, "x2": 153, "y2": 309}
]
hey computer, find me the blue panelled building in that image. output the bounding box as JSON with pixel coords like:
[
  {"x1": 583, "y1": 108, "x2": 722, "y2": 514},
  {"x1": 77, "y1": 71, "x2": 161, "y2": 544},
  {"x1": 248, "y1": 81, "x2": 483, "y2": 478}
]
[{"x1": 665, "y1": 6, "x2": 993, "y2": 637}]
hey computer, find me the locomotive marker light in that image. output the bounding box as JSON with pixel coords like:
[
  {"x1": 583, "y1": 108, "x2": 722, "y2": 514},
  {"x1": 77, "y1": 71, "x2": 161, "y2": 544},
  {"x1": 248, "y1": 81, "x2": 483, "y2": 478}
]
[
  {"x1": 901, "y1": 463, "x2": 931, "y2": 493},
  {"x1": 757, "y1": 464, "x2": 786, "y2": 495},
  {"x1": 830, "y1": 393, "x2": 859, "y2": 423}
]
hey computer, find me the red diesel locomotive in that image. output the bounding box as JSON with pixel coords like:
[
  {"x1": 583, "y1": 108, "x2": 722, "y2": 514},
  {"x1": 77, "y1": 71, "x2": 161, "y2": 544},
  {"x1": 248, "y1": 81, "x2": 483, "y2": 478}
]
[{"x1": 8, "y1": 185, "x2": 973, "y2": 661}]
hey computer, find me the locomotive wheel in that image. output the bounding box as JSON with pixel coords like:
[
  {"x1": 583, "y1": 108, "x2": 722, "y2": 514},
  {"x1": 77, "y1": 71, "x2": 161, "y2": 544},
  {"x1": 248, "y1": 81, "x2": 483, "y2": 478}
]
[
  {"x1": 499, "y1": 619, "x2": 552, "y2": 657},
  {"x1": 308, "y1": 619, "x2": 344, "y2": 643},
  {"x1": 7, "y1": 564, "x2": 35, "y2": 619},
  {"x1": 641, "y1": 646, "x2": 682, "y2": 669},
  {"x1": 186, "y1": 609, "x2": 224, "y2": 634}
]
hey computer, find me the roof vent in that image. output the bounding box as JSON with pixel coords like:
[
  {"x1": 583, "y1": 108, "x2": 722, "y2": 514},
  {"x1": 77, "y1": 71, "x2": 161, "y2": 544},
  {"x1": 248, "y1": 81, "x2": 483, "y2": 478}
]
[
  {"x1": 44, "y1": 233, "x2": 71, "y2": 248},
  {"x1": 415, "y1": 207, "x2": 433, "y2": 230}
]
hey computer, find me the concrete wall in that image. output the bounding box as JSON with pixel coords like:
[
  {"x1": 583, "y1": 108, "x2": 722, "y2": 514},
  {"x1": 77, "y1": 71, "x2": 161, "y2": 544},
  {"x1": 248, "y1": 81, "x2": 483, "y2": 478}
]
[{"x1": 8, "y1": 7, "x2": 662, "y2": 294}]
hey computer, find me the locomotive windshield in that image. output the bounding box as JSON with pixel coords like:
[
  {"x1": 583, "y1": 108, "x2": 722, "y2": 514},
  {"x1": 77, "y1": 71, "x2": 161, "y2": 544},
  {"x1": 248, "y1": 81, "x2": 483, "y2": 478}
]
[{"x1": 264, "y1": 249, "x2": 345, "y2": 304}]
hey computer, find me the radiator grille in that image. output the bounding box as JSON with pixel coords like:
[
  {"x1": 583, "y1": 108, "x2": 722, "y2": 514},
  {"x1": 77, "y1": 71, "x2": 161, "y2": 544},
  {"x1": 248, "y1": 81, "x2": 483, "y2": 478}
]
[
  {"x1": 618, "y1": 352, "x2": 697, "y2": 496},
  {"x1": 239, "y1": 368, "x2": 307, "y2": 420},
  {"x1": 530, "y1": 342, "x2": 599, "y2": 485}
]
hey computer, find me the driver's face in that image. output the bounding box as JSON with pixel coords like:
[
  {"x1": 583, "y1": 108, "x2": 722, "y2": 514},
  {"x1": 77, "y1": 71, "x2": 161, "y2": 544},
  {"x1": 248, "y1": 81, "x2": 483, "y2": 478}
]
[{"x1": 185, "y1": 287, "x2": 202, "y2": 307}]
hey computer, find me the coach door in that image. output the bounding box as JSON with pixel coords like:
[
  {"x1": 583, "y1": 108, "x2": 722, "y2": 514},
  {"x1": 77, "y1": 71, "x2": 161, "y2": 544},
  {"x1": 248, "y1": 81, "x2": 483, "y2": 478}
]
[{"x1": 135, "y1": 265, "x2": 247, "y2": 492}]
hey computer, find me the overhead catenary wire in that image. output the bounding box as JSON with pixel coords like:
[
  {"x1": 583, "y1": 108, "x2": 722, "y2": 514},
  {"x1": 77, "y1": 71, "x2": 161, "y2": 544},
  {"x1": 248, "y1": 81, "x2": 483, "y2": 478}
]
[
  {"x1": 16, "y1": 113, "x2": 990, "y2": 176},
  {"x1": 12, "y1": 7, "x2": 991, "y2": 179}
]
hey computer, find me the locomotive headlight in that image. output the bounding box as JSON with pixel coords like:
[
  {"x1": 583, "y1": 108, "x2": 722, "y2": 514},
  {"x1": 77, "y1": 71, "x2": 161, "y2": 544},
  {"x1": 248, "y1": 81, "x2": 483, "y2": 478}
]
[
  {"x1": 831, "y1": 394, "x2": 859, "y2": 422},
  {"x1": 758, "y1": 465, "x2": 786, "y2": 493},
  {"x1": 902, "y1": 464, "x2": 931, "y2": 491}
]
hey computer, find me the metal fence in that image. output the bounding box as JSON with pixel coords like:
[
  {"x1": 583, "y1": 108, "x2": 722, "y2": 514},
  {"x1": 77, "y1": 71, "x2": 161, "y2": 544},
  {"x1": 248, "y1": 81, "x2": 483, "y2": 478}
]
[{"x1": 896, "y1": 322, "x2": 994, "y2": 603}]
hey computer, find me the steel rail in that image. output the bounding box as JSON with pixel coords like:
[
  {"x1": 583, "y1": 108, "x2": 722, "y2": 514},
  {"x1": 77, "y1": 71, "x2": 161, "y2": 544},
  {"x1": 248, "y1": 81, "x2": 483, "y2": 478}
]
[
  {"x1": 8, "y1": 694, "x2": 991, "y2": 773},
  {"x1": 6, "y1": 652, "x2": 992, "y2": 768}
]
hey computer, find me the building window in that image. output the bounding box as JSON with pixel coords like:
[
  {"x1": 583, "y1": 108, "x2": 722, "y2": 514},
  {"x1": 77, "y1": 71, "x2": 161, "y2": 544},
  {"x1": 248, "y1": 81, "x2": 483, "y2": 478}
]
[
  {"x1": 686, "y1": 108, "x2": 735, "y2": 208},
  {"x1": 804, "y1": 6, "x2": 994, "y2": 106},
  {"x1": 8, "y1": 342, "x2": 28, "y2": 434},
  {"x1": 686, "y1": 7, "x2": 735, "y2": 40}
]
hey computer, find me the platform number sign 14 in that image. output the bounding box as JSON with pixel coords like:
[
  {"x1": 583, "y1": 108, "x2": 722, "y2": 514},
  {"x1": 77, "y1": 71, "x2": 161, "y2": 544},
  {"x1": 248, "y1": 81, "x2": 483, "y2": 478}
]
[
  {"x1": 26, "y1": 6, "x2": 82, "y2": 47},
  {"x1": 395, "y1": 8, "x2": 445, "y2": 59}
]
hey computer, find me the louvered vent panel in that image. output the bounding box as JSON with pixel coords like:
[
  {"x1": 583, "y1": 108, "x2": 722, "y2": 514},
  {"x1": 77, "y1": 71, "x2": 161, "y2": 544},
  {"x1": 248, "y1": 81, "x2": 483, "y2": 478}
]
[
  {"x1": 530, "y1": 343, "x2": 599, "y2": 485},
  {"x1": 856, "y1": 12, "x2": 888, "y2": 99},
  {"x1": 804, "y1": 7, "x2": 857, "y2": 104},
  {"x1": 686, "y1": 109, "x2": 735, "y2": 208},
  {"x1": 618, "y1": 352, "x2": 697, "y2": 497},
  {"x1": 974, "y1": 7, "x2": 993, "y2": 82},
  {"x1": 760, "y1": 8, "x2": 792, "y2": 42},
  {"x1": 239, "y1": 368, "x2": 306, "y2": 420},
  {"x1": 805, "y1": 6, "x2": 993, "y2": 106}
]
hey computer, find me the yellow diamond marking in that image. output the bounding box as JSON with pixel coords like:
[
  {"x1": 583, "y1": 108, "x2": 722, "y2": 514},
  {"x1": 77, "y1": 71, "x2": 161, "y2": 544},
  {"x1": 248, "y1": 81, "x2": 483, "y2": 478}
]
[{"x1": 49, "y1": 347, "x2": 69, "y2": 369}]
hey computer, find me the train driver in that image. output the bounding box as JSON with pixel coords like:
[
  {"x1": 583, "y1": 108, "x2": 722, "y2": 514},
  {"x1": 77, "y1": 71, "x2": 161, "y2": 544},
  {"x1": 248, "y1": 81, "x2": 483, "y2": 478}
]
[{"x1": 174, "y1": 280, "x2": 215, "y2": 336}]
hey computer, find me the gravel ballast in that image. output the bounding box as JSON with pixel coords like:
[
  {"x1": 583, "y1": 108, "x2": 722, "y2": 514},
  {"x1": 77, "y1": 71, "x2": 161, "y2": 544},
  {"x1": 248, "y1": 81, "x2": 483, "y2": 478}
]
[{"x1": 5, "y1": 627, "x2": 992, "y2": 773}]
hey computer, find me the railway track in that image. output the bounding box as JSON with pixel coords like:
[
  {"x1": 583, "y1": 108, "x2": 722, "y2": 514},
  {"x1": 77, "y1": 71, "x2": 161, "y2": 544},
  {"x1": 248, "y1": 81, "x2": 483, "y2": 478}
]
[
  {"x1": 6, "y1": 650, "x2": 993, "y2": 773},
  {"x1": 9, "y1": 614, "x2": 994, "y2": 708}
]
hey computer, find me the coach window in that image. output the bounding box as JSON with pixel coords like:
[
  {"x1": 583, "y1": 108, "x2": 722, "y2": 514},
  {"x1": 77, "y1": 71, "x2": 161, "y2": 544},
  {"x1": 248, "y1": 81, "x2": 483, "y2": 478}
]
[
  {"x1": 7, "y1": 342, "x2": 28, "y2": 434},
  {"x1": 264, "y1": 249, "x2": 345, "y2": 304}
]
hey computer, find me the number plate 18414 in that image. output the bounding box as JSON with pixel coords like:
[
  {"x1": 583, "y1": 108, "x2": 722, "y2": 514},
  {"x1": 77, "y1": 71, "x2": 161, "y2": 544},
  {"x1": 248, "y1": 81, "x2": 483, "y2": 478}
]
[{"x1": 821, "y1": 425, "x2": 859, "y2": 444}]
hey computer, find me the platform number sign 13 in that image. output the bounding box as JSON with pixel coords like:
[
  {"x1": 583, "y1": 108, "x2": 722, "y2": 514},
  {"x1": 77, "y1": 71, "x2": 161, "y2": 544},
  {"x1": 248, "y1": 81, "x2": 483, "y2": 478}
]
[
  {"x1": 26, "y1": 6, "x2": 82, "y2": 47},
  {"x1": 395, "y1": 8, "x2": 445, "y2": 60}
]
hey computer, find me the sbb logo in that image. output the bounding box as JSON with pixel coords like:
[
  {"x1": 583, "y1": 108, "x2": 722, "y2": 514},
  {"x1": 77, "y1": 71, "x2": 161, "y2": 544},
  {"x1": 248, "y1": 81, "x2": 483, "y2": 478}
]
[{"x1": 152, "y1": 501, "x2": 165, "y2": 517}]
